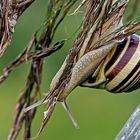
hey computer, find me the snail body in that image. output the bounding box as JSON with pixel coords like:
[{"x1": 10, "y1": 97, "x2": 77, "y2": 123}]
[
  {"x1": 57, "y1": 34, "x2": 140, "y2": 100},
  {"x1": 58, "y1": 43, "x2": 116, "y2": 100}
]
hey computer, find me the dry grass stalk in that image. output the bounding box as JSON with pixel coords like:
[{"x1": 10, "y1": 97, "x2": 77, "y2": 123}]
[
  {"x1": 0, "y1": 37, "x2": 65, "y2": 84},
  {"x1": 24, "y1": 0, "x2": 140, "y2": 139},
  {"x1": 0, "y1": 0, "x2": 140, "y2": 140},
  {"x1": 0, "y1": 0, "x2": 35, "y2": 57},
  {"x1": 5, "y1": 0, "x2": 77, "y2": 140}
]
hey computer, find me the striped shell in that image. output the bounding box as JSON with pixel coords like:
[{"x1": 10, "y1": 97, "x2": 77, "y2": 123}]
[
  {"x1": 105, "y1": 34, "x2": 140, "y2": 92},
  {"x1": 85, "y1": 34, "x2": 140, "y2": 93}
]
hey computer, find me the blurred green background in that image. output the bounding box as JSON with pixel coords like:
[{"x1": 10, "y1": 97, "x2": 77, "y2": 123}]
[{"x1": 0, "y1": 0, "x2": 140, "y2": 140}]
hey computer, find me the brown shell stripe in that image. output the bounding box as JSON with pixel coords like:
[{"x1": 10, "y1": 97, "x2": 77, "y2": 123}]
[
  {"x1": 111, "y1": 35, "x2": 140, "y2": 92},
  {"x1": 122, "y1": 65, "x2": 140, "y2": 92},
  {"x1": 105, "y1": 39, "x2": 127, "y2": 73},
  {"x1": 105, "y1": 36, "x2": 131, "y2": 77},
  {"x1": 105, "y1": 34, "x2": 140, "y2": 92},
  {"x1": 115, "y1": 60, "x2": 140, "y2": 92},
  {"x1": 128, "y1": 76, "x2": 140, "y2": 92}
]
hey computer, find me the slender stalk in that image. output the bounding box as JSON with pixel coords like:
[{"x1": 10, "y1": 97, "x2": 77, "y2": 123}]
[
  {"x1": 6, "y1": 0, "x2": 77, "y2": 140},
  {"x1": 0, "y1": 0, "x2": 140, "y2": 140},
  {"x1": 0, "y1": 0, "x2": 35, "y2": 56}
]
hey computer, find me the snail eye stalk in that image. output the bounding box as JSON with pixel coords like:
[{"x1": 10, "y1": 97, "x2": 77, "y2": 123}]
[{"x1": 61, "y1": 100, "x2": 79, "y2": 129}]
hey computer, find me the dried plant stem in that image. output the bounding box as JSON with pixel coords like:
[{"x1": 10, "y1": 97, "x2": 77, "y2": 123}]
[
  {"x1": 1, "y1": 0, "x2": 140, "y2": 140},
  {"x1": 6, "y1": 0, "x2": 77, "y2": 140},
  {"x1": 0, "y1": 38, "x2": 65, "y2": 84},
  {"x1": 0, "y1": 0, "x2": 35, "y2": 56},
  {"x1": 32, "y1": 0, "x2": 140, "y2": 138}
]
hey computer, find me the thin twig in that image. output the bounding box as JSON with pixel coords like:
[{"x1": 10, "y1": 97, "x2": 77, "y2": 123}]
[
  {"x1": 7, "y1": 0, "x2": 77, "y2": 140},
  {"x1": 0, "y1": 0, "x2": 35, "y2": 56},
  {"x1": 0, "y1": 39, "x2": 65, "y2": 84}
]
